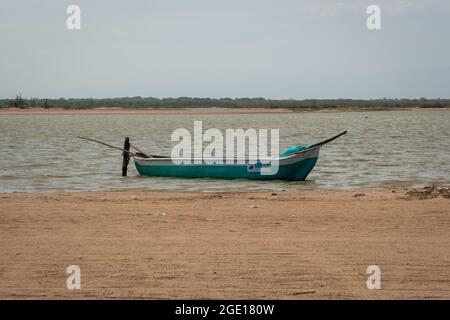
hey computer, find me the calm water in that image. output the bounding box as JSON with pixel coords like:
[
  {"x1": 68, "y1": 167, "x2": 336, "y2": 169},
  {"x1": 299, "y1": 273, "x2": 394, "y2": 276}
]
[{"x1": 0, "y1": 110, "x2": 449, "y2": 192}]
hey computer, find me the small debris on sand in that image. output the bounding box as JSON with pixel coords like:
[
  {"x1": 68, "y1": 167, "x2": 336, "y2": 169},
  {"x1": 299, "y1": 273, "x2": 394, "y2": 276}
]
[
  {"x1": 152, "y1": 212, "x2": 167, "y2": 216},
  {"x1": 250, "y1": 204, "x2": 259, "y2": 208},
  {"x1": 271, "y1": 193, "x2": 277, "y2": 196},
  {"x1": 293, "y1": 290, "x2": 316, "y2": 295},
  {"x1": 406, "y1": 185, "x2": 450, "y2": 199},
  {"x1": 204, "y1": 193, "x2": 223, "y2": 199},
  {"x1": 353, "y1": 193, "x2": 366, "y2": 198}
]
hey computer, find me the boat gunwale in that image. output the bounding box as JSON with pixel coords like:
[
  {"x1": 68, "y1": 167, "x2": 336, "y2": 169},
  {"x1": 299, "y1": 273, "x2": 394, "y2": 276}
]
[{"x1": 132, "y1": 145, "x2": 321, "y2": 163}]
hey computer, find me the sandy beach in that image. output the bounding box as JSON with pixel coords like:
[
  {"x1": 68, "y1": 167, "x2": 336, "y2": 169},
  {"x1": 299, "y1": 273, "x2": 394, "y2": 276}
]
[
  {"x1": 0, "y1": 107, "x2": 297, "y2": 115},
  {"x1": 0, "y1": 188, "x2": 448, "y2": 299}
]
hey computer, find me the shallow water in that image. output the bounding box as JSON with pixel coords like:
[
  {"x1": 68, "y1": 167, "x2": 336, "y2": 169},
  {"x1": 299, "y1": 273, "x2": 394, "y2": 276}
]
[{"x1": 0, "y1": 110, "x2": 449, "y2": 192}]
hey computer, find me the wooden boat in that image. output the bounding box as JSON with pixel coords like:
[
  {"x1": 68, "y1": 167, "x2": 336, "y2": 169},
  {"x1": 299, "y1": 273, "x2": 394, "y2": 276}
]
[{"x1": 133, "y1": 131, "x2": 347, "y2": 181}]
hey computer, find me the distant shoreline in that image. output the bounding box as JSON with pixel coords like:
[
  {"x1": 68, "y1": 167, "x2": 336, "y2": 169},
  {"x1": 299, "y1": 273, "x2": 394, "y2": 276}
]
[{"x1": 0, "y1": 106, "x2": 448, "y2": 115}]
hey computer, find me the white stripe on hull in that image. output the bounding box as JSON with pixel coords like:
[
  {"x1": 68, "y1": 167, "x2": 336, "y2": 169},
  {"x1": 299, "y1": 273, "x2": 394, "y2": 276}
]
[{"x1": 134, "y1": 146, "x2": 320, "y2": 167}]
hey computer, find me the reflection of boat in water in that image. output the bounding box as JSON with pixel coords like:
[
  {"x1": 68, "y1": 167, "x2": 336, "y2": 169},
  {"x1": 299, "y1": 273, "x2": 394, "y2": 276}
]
[{"x1": 133, "y1": 131, "x2": 347, "y2": 181}]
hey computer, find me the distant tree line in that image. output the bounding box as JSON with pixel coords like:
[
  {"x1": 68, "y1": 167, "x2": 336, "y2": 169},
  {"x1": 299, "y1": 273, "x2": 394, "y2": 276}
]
[{"x1": 0, "y1": 96, "x2": 449, "y2": 110}]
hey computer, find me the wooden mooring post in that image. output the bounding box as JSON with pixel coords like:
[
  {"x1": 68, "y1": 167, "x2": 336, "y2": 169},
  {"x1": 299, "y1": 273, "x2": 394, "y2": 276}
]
[{"x1": 122, "y1": 137, "x2": 130, "y2": 176}]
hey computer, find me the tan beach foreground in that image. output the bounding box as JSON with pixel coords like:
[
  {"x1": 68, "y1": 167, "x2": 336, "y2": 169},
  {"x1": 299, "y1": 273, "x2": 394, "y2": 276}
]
[{"x1": 0, "y1": 189, "x2": 449, "y2": 299}]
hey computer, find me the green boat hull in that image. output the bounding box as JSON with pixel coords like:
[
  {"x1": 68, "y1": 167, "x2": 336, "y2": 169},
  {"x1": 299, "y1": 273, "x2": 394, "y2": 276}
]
[{"x1": 134, "y1": 147, "x2": 320, "y2": 181}]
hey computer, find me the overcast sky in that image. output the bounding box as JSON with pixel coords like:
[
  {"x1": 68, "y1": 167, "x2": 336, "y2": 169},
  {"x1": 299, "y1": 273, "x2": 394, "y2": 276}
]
[{"x1": 1, "y1": 0, "x2": 449, "y2": 99}]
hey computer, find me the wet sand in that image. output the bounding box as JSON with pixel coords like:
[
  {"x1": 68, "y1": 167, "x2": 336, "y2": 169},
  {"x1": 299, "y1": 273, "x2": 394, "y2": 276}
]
[{"x1": 0, "y1": 189, "x2": 449, "y2": 299}]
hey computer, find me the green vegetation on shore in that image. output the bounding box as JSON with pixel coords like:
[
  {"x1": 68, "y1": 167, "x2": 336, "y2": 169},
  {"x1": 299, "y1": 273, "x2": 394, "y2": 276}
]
[{"x1": 0, "y1": 96, "x2": 449, "y2": 110}]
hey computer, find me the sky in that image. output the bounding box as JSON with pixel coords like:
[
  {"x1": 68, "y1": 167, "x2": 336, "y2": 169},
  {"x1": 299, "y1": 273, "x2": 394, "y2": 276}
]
[{"x1": 0, "y1": 0, "x2": 449, "y2": 99}]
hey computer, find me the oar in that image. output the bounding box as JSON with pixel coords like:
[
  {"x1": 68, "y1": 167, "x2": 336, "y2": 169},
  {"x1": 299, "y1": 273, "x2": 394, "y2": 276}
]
[
  {"x1": 305, "y1": 130, "x2": 348, "y2": 149},
  {"x1": 130, "y1": 144, "x2": 152, "y2": 158},
  {"x1": 78, "y1": 136, "x2": 137, "y2": 157},
  {"x1": 78, "y1": 136, "x2": 154, "y2": 158}
]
